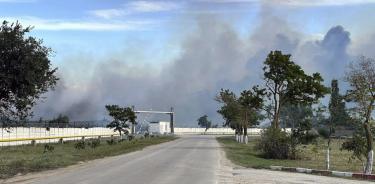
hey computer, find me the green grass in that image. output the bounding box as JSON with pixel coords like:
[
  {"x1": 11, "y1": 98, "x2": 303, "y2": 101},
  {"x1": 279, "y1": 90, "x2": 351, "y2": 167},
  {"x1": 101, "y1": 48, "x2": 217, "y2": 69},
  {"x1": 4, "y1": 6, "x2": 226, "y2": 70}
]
[
  {"x1": 0, "y1": 136, "x2": 177, "y2": 179},
  {"x1": 217, "y1": 136, "x2": 367, "y2": 173}
]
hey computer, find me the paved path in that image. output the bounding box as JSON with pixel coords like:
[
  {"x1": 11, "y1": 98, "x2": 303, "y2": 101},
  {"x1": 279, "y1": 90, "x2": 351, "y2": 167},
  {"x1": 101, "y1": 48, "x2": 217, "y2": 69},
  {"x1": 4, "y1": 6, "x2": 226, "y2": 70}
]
[{"x1": 1, "y1": 135, "x2": 373, "y2": 184}]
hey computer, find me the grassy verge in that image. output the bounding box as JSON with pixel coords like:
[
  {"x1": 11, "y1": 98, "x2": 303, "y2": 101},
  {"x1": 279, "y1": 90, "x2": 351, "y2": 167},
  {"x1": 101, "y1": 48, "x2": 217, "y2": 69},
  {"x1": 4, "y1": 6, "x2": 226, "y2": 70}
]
[
  {"x1": 0, "y1": 136, "x2": 177, "y2": 179},
  {"x1": 217, "y1": 136, "x2": 366, "y2": 173}
]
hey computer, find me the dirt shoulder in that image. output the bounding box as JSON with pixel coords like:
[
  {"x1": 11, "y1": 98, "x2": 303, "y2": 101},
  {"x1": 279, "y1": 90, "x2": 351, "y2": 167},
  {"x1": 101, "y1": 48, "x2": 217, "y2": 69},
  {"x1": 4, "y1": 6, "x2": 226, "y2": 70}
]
[{"x1": 217, "y1": 137, "x2": 372, "y2": 184}]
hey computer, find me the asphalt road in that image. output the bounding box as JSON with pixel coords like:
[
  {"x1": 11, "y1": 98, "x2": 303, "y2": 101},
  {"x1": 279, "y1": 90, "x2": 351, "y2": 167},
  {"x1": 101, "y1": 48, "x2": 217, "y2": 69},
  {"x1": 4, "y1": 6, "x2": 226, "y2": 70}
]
[
  {"x1": 7, "y1": 135, "x2": 221, "y2": 184},
  {"x1": 2, "y1": 135, "x2": 373, "y2": 184}
]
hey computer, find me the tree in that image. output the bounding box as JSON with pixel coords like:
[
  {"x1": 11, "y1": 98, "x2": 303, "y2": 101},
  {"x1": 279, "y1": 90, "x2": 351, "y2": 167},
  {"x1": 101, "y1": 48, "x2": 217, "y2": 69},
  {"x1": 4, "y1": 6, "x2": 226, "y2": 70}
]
[
  {"x1": 105, "y1": 105, "x2": 137, "y2": 137},
  {"x1": 238, "y1": 85, "x2": 266, "y2": 143},
  {"x1": 263, "y1": 50, "x2": 328, "y2": 129},
  {"x1": 216, "y1": 86, "x2": 265, "y2": 143},
  {"x1": 0, "y1": 21, "x2": 58, "y2": 123},
  {"x1": 326, "y1": 79, "x2": 351, "y2": 169},
  {"x1": 312, "y1": 103, "x2": 328, "y2": 128},
  {"x1": 342, "y1": 56, "x2": 375, "y2": 174},
  {"x1": 197, "y1": 115, "x2": 212, "y2": 131},
  {"x1": 216, "y1": 89, "x2": 241, "y2": 141},
  {"x1": 216, "y1": 89, "x2": 242, "y2": 142}
]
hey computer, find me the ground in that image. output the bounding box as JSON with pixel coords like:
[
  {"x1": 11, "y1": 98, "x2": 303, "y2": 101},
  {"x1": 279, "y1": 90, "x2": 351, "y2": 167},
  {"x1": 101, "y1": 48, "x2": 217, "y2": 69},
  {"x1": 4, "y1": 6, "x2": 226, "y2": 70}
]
[
  {"x1": 0, "y1": 136, "x2": 176, "y2": 178},
  {"x1": 0, "y1": 135, "x2": 372, "y2": 184},
  {"x1": 217, "y1": 136, "x2": 366, "y2": 172}
]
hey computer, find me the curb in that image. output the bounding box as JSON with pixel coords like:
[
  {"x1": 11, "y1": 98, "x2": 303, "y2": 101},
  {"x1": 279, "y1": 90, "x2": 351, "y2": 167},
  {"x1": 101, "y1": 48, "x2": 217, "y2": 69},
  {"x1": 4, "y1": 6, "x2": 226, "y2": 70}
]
[{"x1": 270, "y1": 165, "x2": 375, "y2": 181}]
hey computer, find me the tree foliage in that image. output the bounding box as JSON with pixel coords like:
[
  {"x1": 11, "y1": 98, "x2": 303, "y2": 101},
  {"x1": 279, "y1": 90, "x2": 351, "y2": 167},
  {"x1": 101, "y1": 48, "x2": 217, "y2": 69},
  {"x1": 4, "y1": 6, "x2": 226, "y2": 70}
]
[
  {"x1": 263, "y1": 50, "x2": 328, "y2": 128},
  {"x1": 0, "y1": 21, "x2": 58, "y2": 122},
  {"x1": 329, "y1": 79, "x2": 351, "y2": 129},
  {"x1": 197, "y1": 115, "x2": 212, "y2": 131},
  {"x1": 342, "y1": 56, "x2": 375, "y2": 174},
  {"x1": 341, "y1": 122, "x2": 369, "y2": 164},
  {"x1": 216, "y1": 86, "x2": 265, "y2": 140},
  {"x1": 105, "y1": 105, "x2": 137, "y2": 136},
  {"x1": 216, "y1": 89, "x2": 241, "y2": 130}
]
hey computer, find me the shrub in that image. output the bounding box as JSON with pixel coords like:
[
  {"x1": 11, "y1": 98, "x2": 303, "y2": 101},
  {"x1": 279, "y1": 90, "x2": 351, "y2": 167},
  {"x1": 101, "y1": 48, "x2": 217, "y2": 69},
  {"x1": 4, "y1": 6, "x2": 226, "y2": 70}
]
[
  {"x1": 299, "y1": 129, "x2": 320, "y2": 144},
  {"x1": 144, "y1": 132, "x2": 149, "y2": 138},
  {"x1": 128, "y1": 135, "x2": 134, "y2": 141},
  {"x1": 74, "y1": 141, "x2": 86, "y2": 150},
  {"x1": 317, "y1": 127, "x2": 330, "y2": 139},
  {"x1": 43, "y1": 144, "x2": 54, "y2": 153},
  {"x1": 88, "y1": 139, "x2": 101, "y2": 149},
  {"x1": 106, "y1": 139, "x2": 117, "y2": 145},
  {"x1": 341, "y1": 129, "x2": 367, "y2": 163},
  {"x1": 256, "y1": 128, "x2": 290, "y2": 159}
]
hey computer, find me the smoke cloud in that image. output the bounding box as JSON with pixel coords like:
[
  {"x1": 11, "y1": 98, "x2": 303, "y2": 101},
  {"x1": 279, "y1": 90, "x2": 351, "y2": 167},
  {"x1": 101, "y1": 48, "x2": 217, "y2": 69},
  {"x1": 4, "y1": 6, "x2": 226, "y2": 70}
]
[{"x1": 32, "y1": 8, "x2": 369, "y2": 126}]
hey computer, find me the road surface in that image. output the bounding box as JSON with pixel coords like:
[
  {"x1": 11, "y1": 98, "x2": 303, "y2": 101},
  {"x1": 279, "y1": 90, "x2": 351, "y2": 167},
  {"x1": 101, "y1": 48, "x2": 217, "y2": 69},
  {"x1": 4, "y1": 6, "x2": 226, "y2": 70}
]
[{"x1": 2, "y1": 135, "x2": 373, "y2": 184}]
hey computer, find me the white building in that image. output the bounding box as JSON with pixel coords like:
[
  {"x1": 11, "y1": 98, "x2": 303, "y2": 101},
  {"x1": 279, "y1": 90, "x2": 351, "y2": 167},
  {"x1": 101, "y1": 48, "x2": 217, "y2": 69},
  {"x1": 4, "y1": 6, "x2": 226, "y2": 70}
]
[{"x1": 149, "y1": 121, "x2": 170, "y2": 134}]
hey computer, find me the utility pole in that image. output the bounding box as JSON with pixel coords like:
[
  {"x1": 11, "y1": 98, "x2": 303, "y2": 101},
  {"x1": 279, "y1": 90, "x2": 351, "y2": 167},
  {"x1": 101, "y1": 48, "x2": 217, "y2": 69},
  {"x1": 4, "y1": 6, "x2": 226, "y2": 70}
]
[
  {"x1": 131, "y1": 106, "x2": 136, "y2": 135},
  {"x1": 170, "y1": 107, "x2": 174, "y2": 134}
]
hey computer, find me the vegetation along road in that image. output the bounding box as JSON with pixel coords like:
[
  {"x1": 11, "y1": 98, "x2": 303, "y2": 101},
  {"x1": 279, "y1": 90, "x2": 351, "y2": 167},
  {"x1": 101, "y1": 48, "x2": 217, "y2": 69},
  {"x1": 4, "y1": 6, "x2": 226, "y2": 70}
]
[{"x1": 2, "y1": 135, "x2": 373, "y2": 184}]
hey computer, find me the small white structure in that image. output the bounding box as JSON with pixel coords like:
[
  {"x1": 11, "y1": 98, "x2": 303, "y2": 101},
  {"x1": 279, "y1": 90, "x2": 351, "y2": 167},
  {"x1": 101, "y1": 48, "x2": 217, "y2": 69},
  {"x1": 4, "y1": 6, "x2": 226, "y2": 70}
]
[{"x1": 149, "y1": 121, "x2": 170, "y2": 134}]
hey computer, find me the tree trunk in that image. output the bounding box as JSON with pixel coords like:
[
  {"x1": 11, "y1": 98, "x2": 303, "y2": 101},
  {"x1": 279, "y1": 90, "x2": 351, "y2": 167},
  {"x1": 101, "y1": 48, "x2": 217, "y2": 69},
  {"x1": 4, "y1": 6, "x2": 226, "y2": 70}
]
[
  {"x1": 364, "y1": 122, "x2": 373, "y2": 174},
  {"x1": 243, "y1": 125, "x2": 248, "y2": 144},
  {"x1": 326, "y1": 126, "x2": 333, "y2": 170},
  {"x1": 326, "y1": 139, "x2": 330, "y2": 170},
  {"x1": 131, "y1": 123, "x2": 135, "y2": 135},
  {"x1": 239, "y1": 127, "x2": 243, "y2": 143},
  {"x1": 235, "y1": 127, "x2": 239, "y2": 142},
  {"x1": 272, "y1": 96, "x2": 281, "y2": 129},
  {"x1": 273, "y1": 90, "x2": 278, "y2": 129},
  {"x1": 364, "y1": 100, "x2": 374, "y2": 174}
]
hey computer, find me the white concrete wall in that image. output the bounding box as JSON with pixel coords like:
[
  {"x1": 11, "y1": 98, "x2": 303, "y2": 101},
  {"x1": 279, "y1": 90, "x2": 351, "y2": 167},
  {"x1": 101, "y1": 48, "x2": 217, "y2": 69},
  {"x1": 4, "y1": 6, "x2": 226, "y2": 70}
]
[
  {"x1": 0, "y1": 126, "x2": 291, "y2": 146},
  {"x1": 173, "y1": 128, "x2": 265, "y2": 135},
  {"x1": 0, "y1": 127, "x2": 117, "y2": 146}
]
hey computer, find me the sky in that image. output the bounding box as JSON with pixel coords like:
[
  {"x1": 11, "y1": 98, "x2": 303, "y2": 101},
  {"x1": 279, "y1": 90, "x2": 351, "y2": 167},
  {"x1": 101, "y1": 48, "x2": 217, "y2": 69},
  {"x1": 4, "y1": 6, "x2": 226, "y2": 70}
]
[{"x1": 1, "y1": 0, "x2": 375, "y2": 126}]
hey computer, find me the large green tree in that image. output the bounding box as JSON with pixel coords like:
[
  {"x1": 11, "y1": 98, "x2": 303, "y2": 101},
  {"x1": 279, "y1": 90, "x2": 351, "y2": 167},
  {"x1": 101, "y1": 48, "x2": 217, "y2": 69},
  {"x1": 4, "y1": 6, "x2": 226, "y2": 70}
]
[
  {"x1": 216, "y1": 86, "x2": 265, "y2": 143},
  {"x1": 342, "y1": 56, "x2": 375, "y2": 174},
  {"x1": 263, "y1": 50, "x2": 328, "y2": 129},
  {"x1": 197, "y1": 115, "x2": 212, "y2": 131},
  {"x1": 105, "y1": 105, "x2": 137, "y2": 136},
  {"x1": 238, "y1": 85, "x2": 266, "y2": 143},
  {"x1": 216, "y1": 89, "x2": 241, "y2": 140},
  {"x1": 0, "y1": 21, "x2": 58, "y2": 123},
  {"x1": 326, "y1": 79, "x2": 350, "y2": 169}
]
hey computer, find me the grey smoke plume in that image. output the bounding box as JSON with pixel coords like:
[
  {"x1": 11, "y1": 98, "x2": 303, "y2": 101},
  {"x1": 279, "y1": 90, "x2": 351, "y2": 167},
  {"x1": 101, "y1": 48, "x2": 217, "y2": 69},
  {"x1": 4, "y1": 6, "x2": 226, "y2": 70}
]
[
  {"x1": 32, "y1": 11, "x2": 363, "y2": 126},
  {"x1": 295, "y1": 25, "x2": 351, "y2": 82}
]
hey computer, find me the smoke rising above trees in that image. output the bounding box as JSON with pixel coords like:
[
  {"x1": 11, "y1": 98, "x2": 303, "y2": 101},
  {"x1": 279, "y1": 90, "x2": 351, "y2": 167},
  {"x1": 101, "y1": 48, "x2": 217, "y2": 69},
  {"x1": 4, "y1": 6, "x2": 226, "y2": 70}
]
[{"x1": 31, "y1": 11, "x2": 374, "y2": 126}]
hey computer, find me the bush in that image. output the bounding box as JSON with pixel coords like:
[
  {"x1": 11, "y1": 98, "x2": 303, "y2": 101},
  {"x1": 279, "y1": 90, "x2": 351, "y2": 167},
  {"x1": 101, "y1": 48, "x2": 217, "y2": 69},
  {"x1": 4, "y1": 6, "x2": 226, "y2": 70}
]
[
  {"x1": 256, "y1": 128, "x2": 290, "y2": 159},
  {"x1": 88, "y1": 139, "x2": 100, "y2": 149},
  {"x1": 43, "y1": 144, "x2": 54, "y2": 153},
  {"x1": 299, "y1": 129, "x2": 320, "y2": 144},
  {"x1": 317, "y1": 127, "x2": 330, "y2": 139},
  {"x1": 128, "y1": 135, "x2": 134, "y2": 141},
  {"x1": 74, "y1": 141, "x2": 86, "y2": 150},
  {"x1": 341, "y1": 131, "x2": 367, "y2": 162},
  {"x1": 144, "y1": 132, "x2": 149, "y2": 138},
  {"x1": 106, "y1": 139, "x2": 117, "y2": 145}
]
